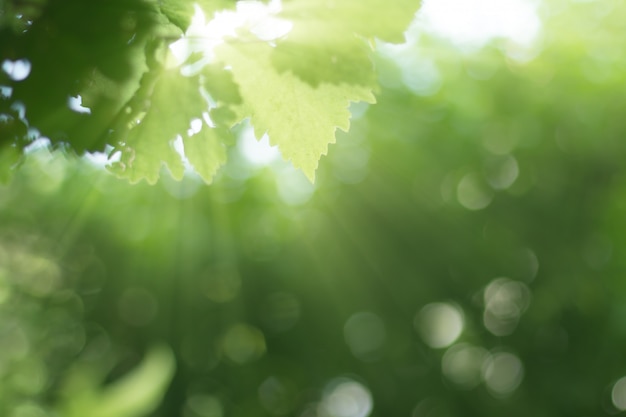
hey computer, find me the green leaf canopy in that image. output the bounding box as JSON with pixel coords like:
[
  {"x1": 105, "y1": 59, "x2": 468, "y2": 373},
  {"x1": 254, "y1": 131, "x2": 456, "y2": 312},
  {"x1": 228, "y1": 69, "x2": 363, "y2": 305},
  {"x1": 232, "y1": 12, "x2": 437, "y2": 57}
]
[{"x1": 0, "y1": 0, "x2": 422, "y2": 184}]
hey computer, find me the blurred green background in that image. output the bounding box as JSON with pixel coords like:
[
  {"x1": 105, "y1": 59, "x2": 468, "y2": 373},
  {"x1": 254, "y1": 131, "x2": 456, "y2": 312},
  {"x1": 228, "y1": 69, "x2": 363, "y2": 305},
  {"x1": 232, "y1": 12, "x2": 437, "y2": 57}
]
[{"x1": 3, "y1": 0, "x2": 626, "y2": 416}]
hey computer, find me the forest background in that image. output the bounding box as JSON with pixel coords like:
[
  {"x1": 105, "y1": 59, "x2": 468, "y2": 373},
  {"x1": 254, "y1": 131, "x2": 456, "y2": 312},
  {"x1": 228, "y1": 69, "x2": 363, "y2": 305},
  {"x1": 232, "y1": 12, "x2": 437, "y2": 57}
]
[{"x1": 1, "y1": 0, "x2": 626, "y2": 417}]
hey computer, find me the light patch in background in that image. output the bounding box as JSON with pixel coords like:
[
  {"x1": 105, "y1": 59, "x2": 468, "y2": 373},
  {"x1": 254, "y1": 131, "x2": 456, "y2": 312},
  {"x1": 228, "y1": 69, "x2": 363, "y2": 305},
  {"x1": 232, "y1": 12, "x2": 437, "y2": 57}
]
[
  {"x1": 402, "y1": 58, "x2": 442, "y2": 96},
  {"x1": 183, "y1": 394, "x2": 223, "y2": 417},
  {"x1": 239, "y1": 127, "x2": 281, "y2": 166},
  {"x1": 23, "y1": 149, "x2": 67, "y2": 194},
  {"x1": 319, "y1": 378, "x2": 373, "y2": 417},
  {"x1": 482, "y1": 352, "x2": 524, "y2": 396},
  {"x1": 161, "y1": 169, "x2": 203, "y2": 200},
  {"x1": 376, "y1": 44, "x2": 443, "y2": 96},
  {"x1": 417, "y1": 0, "x2": 541, "y2": 49},
  {"x1": 188, "y1": 118, "x2": 203, "y2": 136},
  {"x1": 483, "y1": 278, "x2": 531, "y2": 336},
  {"x1": 83, "y1": 151, "x2": 110, "y2": 167},
  {"x1": 82, "y1": 144, "x2": 119, "y2": 170},
  {"x1": 169, "y1": 0, "x2": 292, "y2": 67},
  {"x1": 275, "y1": 165, "x2": 316, "y2": 206},
  {"x1": 415, "y1": 302, "x2": 464, "y2": 349},
  {"x1": 484, "y1": 155, "x2": 519, "y2": 190},
  {"x1": 482, "y1": 122, "x2": 520, "y2": 155},
  {"x1": 67, "y1": 95, "x2": 91, "y2": 114},
  {"x1": 221, "y1": 323, "x2": 266, "y2": 364},
  {"x1": 331, "y1": 141, "x2": 371, "y2": 185},
  {"x1": 10, "y1": 403, "x2": 46, "y2": 417},
  {"x1": 612, "y1": 377, "x2": 626, "y2": 411},
  {"x1": 2, "y1": 59, "x2": 31, "y2": 81},
  {"x1": 194, "y1": 122, "x2": 307, "y2": 194},
  {"x1": 9, "y1": 101, "x2": 25, "y2": 120},
  {"x1": 344, "y1": 312, "x2": 387, "y2": 362},
  {"x1": 0, "y1": 85, "x2": 12, "y2": 99},
  {"x1": 442, "y1": 343, "x2": 489, "y2": 388},
  {"x1": 457, "y1": 173, "x2": 493, "y2": 210}
]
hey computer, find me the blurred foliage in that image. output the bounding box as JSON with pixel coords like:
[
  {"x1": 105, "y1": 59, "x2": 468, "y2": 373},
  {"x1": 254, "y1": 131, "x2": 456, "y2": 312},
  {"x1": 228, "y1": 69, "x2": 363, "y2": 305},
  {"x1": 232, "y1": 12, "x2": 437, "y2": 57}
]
[{"x1": 3, "y1": 1, "x2": 626, "y2": 417}]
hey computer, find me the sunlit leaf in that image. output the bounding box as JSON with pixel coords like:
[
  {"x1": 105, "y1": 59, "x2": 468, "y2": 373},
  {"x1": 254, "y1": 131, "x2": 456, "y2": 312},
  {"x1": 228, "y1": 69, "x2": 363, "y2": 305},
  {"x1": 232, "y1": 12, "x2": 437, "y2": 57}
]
[
  {"x1": 216, "y1": 42, "x2": 375, "y2": 181},
  {"x1": 271, "y1": 0, "x2": 421, "y2": 86},
  {"x1": 271, "y1": 31, "x2": 376, "y2": 87},
  {"x1": 281, "y1": 0, "x2": 420, "y2": 43},
  {"x1": 158, "y1": 0, "x2": 196, "y2": 31},
  {"x1": 202, "y1": 63, "x2": 243, "y2": 106},
  {"x1": 108, "y1": 66, "x2": 232, "y2": 184},
  {"x1": 107, "y1": 68, "x2": 190, "y2": 183},
  {"x1": 183, "y1": 125, "x2": 230, "y2": 184}
]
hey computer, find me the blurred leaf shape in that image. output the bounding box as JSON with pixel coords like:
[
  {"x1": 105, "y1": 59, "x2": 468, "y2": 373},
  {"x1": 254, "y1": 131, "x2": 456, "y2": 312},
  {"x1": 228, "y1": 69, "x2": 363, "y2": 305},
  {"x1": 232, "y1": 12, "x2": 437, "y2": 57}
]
[{"x1": 59, "y1": 345, "x2": 176, "y2": 417}]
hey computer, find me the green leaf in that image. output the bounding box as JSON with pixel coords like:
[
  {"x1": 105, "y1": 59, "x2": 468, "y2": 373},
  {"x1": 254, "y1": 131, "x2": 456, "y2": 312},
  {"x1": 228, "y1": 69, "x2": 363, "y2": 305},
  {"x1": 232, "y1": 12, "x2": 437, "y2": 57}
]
[
  {"x1": 271, "y1": 0, "x2": 421, "y2": 86},
  {"x1": 108, "y1": 66, "x2": 230, "y2": 184},
  {"x1": 202, "y1": 63, "x2": 243, "y2": 106},
  {"x1": 1, "y1": 0, "x2": 422, "y2": 184},
  {"x1": 183, "y1": 125, "x2": 231, "y2": 184},
  {"x1": 158, "y1": 0, "x2": 240, "y2": 32},
  {"x1": 281, "y1": 0, "x2": 421, "y2": 43},
  {"x1": 271, "y1": 28, "x2": 376, "y2": 87},
  {"x1": 158, "y1": 0, "x2": 195, "y2": 32},
  {"x1": 107, "y1": 69, "x2": 190, "y2": 183},
  {"x1": 216, "y1": 42, "x2": 375, "y2": 182}
]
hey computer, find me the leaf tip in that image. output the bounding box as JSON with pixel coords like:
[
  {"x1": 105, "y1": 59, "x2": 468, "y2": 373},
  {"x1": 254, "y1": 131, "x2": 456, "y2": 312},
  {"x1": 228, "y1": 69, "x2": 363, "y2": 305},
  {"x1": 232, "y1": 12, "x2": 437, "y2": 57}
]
[{"x1": 303, "y1": 168, "x2": 316, "y2": 184}]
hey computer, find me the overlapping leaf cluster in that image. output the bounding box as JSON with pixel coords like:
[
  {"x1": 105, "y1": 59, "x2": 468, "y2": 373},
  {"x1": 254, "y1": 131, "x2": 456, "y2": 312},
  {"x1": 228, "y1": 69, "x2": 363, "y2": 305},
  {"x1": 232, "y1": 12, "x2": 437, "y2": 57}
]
[{"x1": 0, "y1": 0, "x2": 421, "y2": 183}]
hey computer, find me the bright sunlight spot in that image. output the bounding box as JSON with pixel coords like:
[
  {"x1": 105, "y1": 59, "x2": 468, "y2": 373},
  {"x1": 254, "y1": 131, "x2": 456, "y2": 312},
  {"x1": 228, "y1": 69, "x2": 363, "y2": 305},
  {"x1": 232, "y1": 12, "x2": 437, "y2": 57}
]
[
  {"x1": 418, "y1": 0, "x2": 540, "y2": 48},
  {"x1": 2, "y1": 59, "x2": 31, "y2": 81},
  {"x1": 169, "y1": 0, "x2": 292, "y2": 67},
  {"x1": 239, "y1": 127, "x2": 280, "y2": 166},
  {"x1": 67, "y1": 95, "x2": 91, "y2": 114}
]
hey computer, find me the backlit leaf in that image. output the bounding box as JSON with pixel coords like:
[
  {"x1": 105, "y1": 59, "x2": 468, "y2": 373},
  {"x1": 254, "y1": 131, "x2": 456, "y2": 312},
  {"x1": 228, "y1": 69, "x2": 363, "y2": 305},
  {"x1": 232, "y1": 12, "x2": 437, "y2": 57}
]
[
  {"x1": 183, "y1": 125, "x2": 231, "y2": 184},
  {"x1": 271, "y1": 0, "x2": 421, "y2": 86},
  {"x1": 216, "y1": 42, "x2": 375, "y2": 181},
  {"x1": 108, "y1": 66, "x2": 231, "y2": 184},
  {"x1": 281, "y1": 0, "x2": 420, "y2": 43}
]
